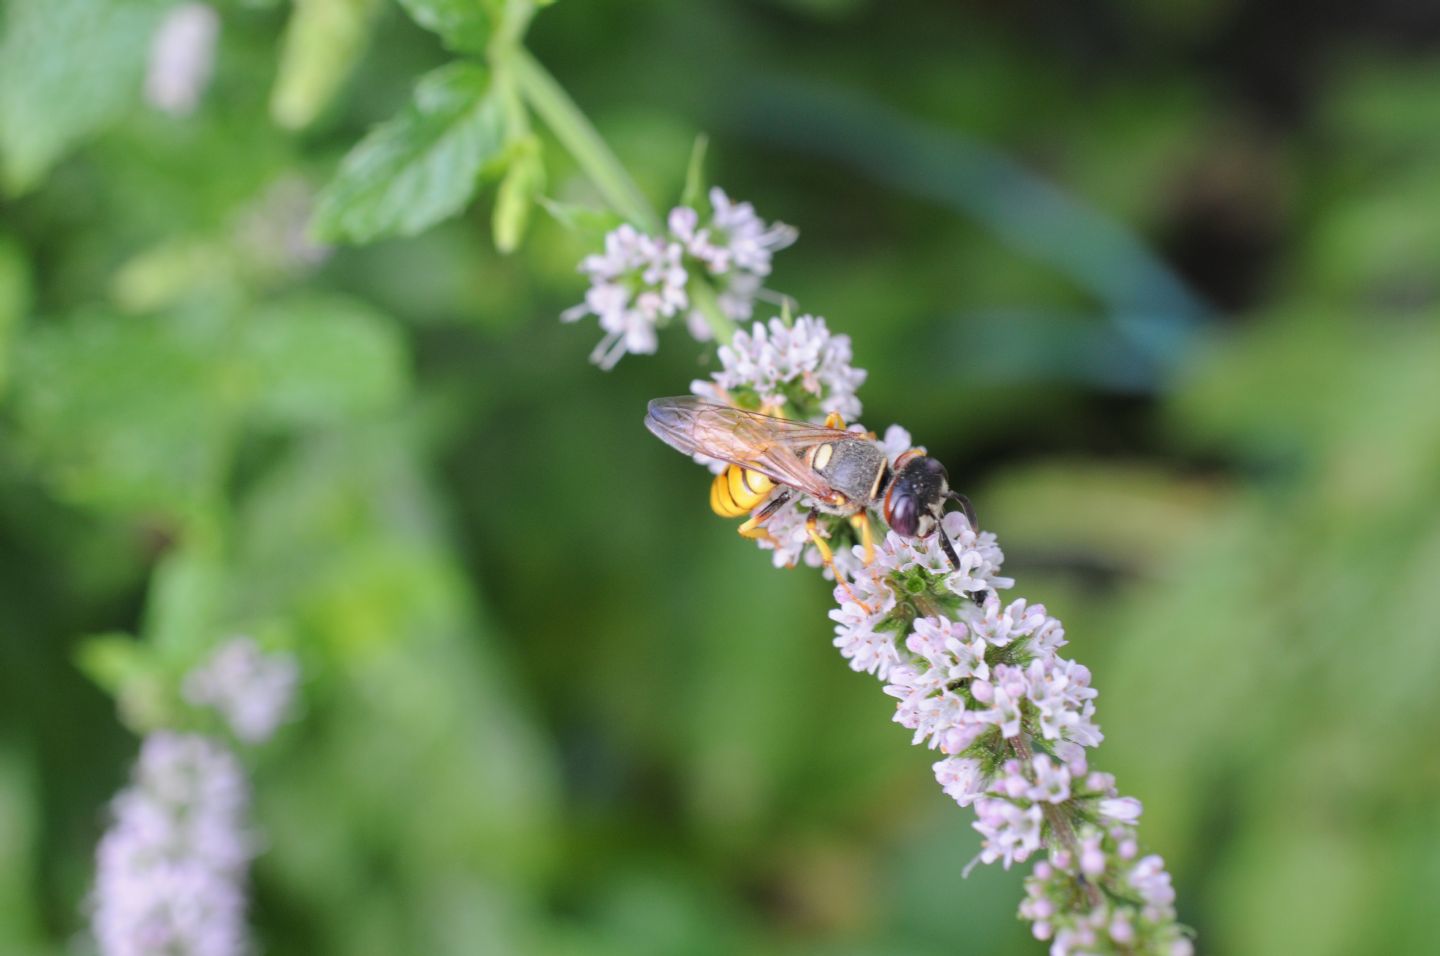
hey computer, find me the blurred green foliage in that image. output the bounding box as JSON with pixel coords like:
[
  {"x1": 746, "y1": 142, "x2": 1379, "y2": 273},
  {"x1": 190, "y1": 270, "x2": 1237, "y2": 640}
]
[{"x1": 2, "y1": 1, "x2": 1440, "y2": 954}]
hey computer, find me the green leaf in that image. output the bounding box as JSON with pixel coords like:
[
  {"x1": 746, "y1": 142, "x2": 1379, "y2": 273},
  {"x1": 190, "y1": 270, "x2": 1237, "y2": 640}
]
[
  {"x1": 0, "y1": 236, "x2": 31, "y2": 398},
  {"x1": 536, "y1": 196, "x2": 623, "y2": 239},
  {"x1": 270, "y1": 0, "x2": 381, "y2": 131},
  {"x1": 75, "y1": 632, "x2": 172, "y2": 732},
  {"x1": 75, "y1": 632, "x2": 153, "y2": 698},
  {"x1": 238, "y1": 295, "x2": 409, "y2": 427},
  {"x1": 145, "y1": 543, "x2": 226, "y2": 654},
  {"x1": 680, "y1": 133, "x2": 709, "y2": 210},
  {"x1": 0, "y1": 0, "x2": 161, "y2": 193},
  {"x1": 314, "y1": 62, "x2": 507, "y2": 243},
  {"x1": 492, "y1": 135, "x2": 545, "y2": 253},
  {"x1": 11, "y1": 308, "x2": 237, "y2": 514},
  {"x1": 396, "y1": 0, "x2": 492, "y2": 55}
]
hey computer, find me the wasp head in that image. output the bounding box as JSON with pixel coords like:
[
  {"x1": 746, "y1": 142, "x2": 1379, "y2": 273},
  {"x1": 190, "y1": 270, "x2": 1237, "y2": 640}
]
[{"x1": 883, "y1": 454, "x2": 950, "y2": 539}]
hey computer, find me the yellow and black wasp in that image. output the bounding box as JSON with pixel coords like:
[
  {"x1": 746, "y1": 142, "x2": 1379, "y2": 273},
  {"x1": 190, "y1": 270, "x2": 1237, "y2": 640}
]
[{"x1": 644, "y1": 397, "x2": 976, "y2": 583}]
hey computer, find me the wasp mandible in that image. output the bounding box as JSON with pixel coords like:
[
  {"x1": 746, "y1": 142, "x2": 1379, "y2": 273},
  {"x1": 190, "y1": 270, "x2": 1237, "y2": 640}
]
[{"x1": 644, "y1": 397, "x2": 976, "y2": 583}]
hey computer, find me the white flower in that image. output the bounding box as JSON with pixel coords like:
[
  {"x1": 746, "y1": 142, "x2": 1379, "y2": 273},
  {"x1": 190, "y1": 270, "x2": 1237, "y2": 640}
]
[
  {"x1": 1129, "y1": 854, "x2": 1178, "y2": 920},
  {"x1": 878, "y1": 425, "x2": 917, "y2": 465},
  {"x1": 875, "y1": 512, "x2": 1012, "y2": 595},
  {"x1": 91, "y1": 733, "x2": 255, "y2": 956},
  {"x1": 183, "y1": 636, "x2": 299, "y2": 744},
  {"x1": 692, "y1": 315, "x2": 866, "y2": 421},
  {"x1": 828, "y1": 557, "x2": 903, "y2": 677},
  {"x1": 906, "y1": 616, "x2": 988, "y2": 683},
  {"x1": 972, "y1": 664, "x2": 1028, "y2": 738},
  {"x1": 1025, "y1": 656, "x2": 1102, "y2": 748},
  {"x1": 933, "y1": 756, "x2": 986, "y2": 807},
  {"x1": 671, "y1": 188, "x2": 796, "y2": 338},
  {"x1": 564, "y1": 225, "x2": 689, "y2": 369},
  {"x1": 145, "y1": 4, "x2": 220, "y2": 118},
  {"x1": 705, "y1": 188, "x2": 797, "y2": 276},
  {"x1": 971, "y1": 598, "x2": 1049, "y2": 648},
  {"x1": 973, "y1": 796, "x2": 1043, "y2": 869},
  {"x1": 1027, "y1": 755, "x2": 1072, "y2": 804},
  {"x1": 1099, "y1": 796, "x2": 1143, "y2": 824}
]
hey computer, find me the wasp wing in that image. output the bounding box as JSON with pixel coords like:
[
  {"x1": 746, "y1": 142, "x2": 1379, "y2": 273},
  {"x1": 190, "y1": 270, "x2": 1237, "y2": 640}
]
[{"x1": 645, "y1": 397, "x2": 854, "y2": 501}]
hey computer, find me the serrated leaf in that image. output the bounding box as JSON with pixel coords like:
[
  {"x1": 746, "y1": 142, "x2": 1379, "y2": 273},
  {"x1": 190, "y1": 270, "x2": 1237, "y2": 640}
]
[
  {"x1": 314, "y1": 62, "x2": 507, "y2": 243},
  {"x1": 395, "y1": 0, "x2": 492, "y2": 54},
  {"x1": 0, "y1": 0, "x2": 161, "y2": 193},
  {"x1": 271, "y1": 0, "x2": 381, "y2": 131},
  {"x1": 238, "y1": 295, "x2": 409, "y2": 426},
  {"x1": 492, "y1": 136, "x2": 544, "y2": 253}
]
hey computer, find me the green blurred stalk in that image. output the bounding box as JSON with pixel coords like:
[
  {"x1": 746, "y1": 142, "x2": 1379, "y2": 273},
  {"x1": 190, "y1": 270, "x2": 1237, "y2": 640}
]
[
  {"x1": 510, "y1": 46, "x2": 735, "y2": 343},
  {"x1": 510, "y1": 48, "x2": 659, "y2": 233}
]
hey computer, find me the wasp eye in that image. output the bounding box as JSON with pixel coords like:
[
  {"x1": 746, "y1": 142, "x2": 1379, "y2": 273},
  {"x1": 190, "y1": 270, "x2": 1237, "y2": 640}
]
[{"x1": 888, "y1": 494, "x2": 920, "y2": 537}]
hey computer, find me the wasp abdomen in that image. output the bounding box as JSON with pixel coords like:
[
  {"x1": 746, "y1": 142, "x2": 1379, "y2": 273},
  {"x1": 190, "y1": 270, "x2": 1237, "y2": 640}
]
[{"x1": 711, "y1": 465, "x2": 775, "y2": 518}]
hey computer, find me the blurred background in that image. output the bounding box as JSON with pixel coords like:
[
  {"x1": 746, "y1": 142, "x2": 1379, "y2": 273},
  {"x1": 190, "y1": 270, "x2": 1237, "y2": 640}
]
[{"x1": 3, "y1": 0, "x2": 1440, "y2": 953}]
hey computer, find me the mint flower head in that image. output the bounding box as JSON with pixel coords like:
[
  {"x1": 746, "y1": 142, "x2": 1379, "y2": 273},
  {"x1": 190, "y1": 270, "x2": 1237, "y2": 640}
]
[
  {"x1": 183, "y1": 636, "x2": 299, "y2": 744},
  {"x1": 90, "y1": 640, "x2": 298, "y2": 955},
  {"x1": 91, "y1": 733, "x2": 255, "y2": 956},
  {"x1": 669, "y1": 188, "x2": 797, "y2": 339},
  {"x1": 563, "y1": 224, "x2": 688, "y2": 369},
  {"x1": 144, "y1": 4, "x2": 220, "y2": 118},
  {"x1": 830, "y1": 513, "x2": 1191, "y2": 953},
  {"x1": 562, "y1": 189, "x2": 795, "y2": 367},
  {"x1": 572, "y1": 176, "x2": 1191, "y2": 953},
  {"x1": 691, "y1": 314, "x2": 866, "y2": 422}
]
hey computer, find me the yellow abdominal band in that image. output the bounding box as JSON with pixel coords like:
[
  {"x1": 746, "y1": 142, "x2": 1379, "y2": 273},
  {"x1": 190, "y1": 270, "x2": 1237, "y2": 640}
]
[{"x1": 711, "y1": 466, "x2": 774, "y2": 517}]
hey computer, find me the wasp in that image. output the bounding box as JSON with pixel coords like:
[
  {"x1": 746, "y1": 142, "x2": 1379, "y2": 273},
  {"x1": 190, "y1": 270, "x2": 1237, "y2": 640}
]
[{"x1": 644, "y1": 397, "x2": 976, "y2": 587}]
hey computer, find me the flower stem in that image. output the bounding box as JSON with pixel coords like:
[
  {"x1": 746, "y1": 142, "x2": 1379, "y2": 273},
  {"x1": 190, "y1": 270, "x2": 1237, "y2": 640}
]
[
  {"x1": 511, "y1": 47, "x2": 661, "y2": 234},
  {"x1": 688, "y1": 277, "x2": 737, "y2": 345},
  {"x1": 1012, "y1": 733, "x2": 1104, "y2": 909}
]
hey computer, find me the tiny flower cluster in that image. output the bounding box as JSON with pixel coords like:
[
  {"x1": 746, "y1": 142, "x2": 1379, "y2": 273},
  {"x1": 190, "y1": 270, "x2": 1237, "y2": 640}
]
[
  {"x1": 571, "y1": 186, "x2": 1189, "y2": 951},
  {"x1": 826, "y1": 511, "x2": 1190, "y2": 952},
  {"x1": 91, "y1": 639, "x2": 299, "y2": 956},
  {"x1": 145, "y1": 3, "x2": 220, "y2": 118},
  {"x1": 688, "y1": 313, "x2": 873, "y2": 571},
  {"x1": 1020, "y1": 828, "x2": 1190, "y2": 956},
  {"x1": 183, "y1": 635, "x2": 300, "y2": 744},
  {"x1": 690, "y1": 314, "x2": 866, "y2": 423},
  {"x1": 563, "y1": 189, "x2": 795, "y2": 368},
  {"x1": 91, "y1": 733, "x2": 254, "y2": 956}
]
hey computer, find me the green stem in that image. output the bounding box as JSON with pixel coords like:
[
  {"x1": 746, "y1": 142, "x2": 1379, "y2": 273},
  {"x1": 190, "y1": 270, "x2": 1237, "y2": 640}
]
[
  {"x1": 688, "y1": 277, "x2": 737, "y2": 344},
  {"x1": 511, "y1": 48, "x2": 660, "y2": 233},
  {"x1": 1011, "y1": 733, "x2": 1104, "y2": 910}
]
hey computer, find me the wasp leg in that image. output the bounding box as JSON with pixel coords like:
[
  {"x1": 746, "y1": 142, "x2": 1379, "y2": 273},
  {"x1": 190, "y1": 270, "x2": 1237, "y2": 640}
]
[
  {"x1": 823, "y1": 410, "x2": 878, "y2": 441},
  {"x1": 807, "y1": 510, "x2": 872, "y2": 612},
  {"x1": 738, "y1": 490, "x2": 793, "y2": 546},
  {"x1": 938, "y1": 531, "x2": 963, "y2": 572},
  {"x1": 850, "y1": 512, "x2": 876, "y2": 566}
]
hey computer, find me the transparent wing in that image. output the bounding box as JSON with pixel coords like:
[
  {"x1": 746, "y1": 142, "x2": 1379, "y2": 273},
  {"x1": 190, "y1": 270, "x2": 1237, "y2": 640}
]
[{"x1": 645, "y1": 397, "x2": 852, "y2": 501}]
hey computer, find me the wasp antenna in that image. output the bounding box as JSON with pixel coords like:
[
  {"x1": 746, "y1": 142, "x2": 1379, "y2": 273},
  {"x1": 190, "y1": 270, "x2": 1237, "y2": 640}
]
[{"x1": 947, "y1": 492, "x2": 977, "y2": 529}]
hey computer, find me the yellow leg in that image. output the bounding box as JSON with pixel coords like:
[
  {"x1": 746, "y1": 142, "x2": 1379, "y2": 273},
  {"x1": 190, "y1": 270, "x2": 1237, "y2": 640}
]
[
  {"x1": 807, "y1": 511, "x2": 872, "y2": 612},
  {"x1": 737, "y1": 490, "x2": 793, "y2": 549},
  {"x1": 851, "y1": 513, "x2": 875, "y2": 566},
  {"x1": 822, "y1": 410, "x2": 875, "y2": 440},
  {"x1": 738, "y1": 513, "x2": 778, "y2": 546}
]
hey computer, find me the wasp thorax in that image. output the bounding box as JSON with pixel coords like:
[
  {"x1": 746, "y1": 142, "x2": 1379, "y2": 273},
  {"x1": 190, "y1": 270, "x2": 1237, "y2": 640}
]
[{"x1": 884, "y1": 455, "x2": 950, "y2": 539}]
